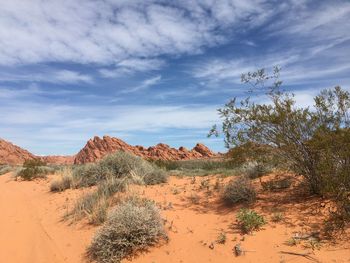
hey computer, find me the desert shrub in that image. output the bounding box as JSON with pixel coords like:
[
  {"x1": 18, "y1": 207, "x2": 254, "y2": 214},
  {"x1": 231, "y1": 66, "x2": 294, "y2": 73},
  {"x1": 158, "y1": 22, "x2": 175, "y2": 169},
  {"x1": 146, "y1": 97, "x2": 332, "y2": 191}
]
[
  {"x1": 271, "y1": 212, "x2": 284, "y2": 222},
  {"x1": 66, "y1": 177, "x2": 127, "y2": 224},
  {"x1": 73, "y1": 163, "x2": 106, "y2": 187},
  {"x1": 50, "y1": 167, "x2": 74, "y2": 192},
  {"x1": 261, "y1": 178, "x2": 292, "y2": 191},
  {"x1": 87, "y1": 197, "x2": 167, "y2": 263},
  {"x1": 236, "y1": 209, "x2": 266, "y2": 233},
  {"x1": 73, "y1": 152, "x2": 167, "y2": 187},
  {"x1": 0, "y1": 165, "x2": 13, "y2": 175},
  {"x1": 241, "y1": 162, "x2": 272, "y2": 179},
  {"x1": 223, "y1": 176, "x2": 256, "y2": 204},
  {"x1": 210, "y1": 67, "x2": 350, "y2": 227},
  {"x1": 16, "y1": 159, "x2": 56, "y2": 180}
]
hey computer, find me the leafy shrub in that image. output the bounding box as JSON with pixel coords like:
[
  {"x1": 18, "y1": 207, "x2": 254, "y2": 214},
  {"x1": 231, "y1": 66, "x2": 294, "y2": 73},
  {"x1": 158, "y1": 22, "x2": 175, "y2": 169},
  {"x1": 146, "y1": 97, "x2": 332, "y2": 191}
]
[
  {"x1": 16, "y1": 159, "x2": 55, "y2": 180},
  {"x1": 236, "y1": 209, "x2": 266, "y2": 233},
  {"x1": 87, "y1": 197, "x2": 167, "y2": 263},
  {"x1": 210, "y1": 67, "x2": 350, "y2": 195},
  {"x1": 223, "y1": 176, "x2": 256, "y2": 204}
]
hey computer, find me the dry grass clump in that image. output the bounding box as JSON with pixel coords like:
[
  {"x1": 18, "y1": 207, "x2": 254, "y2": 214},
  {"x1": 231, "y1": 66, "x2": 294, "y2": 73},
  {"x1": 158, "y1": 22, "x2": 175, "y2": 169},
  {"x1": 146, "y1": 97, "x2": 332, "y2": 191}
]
[
  {"x1": 222, "y1": 176, "x2": 256, "y2": 205},
  {"x1": 87, "y1": 197, "x2": 167, "y2": 263},
  {"x1": 50, "y1": 167, "x2": 75, "y2": 192},
  {"x1": 261, "y1": 177, "x2": 292, "y2": 191},
  {"x1": 0, "y1": 165, "x2": 13, "y2": 175},
  {"x1": 73, "y1": 152, "x2": 167, "y2": 187},
  {"x1": 242, "y1": 162, "x2": 272, "y2": 179},
  {"x1": 66, "y1": 177, "x2": 127, "y2": 224}
]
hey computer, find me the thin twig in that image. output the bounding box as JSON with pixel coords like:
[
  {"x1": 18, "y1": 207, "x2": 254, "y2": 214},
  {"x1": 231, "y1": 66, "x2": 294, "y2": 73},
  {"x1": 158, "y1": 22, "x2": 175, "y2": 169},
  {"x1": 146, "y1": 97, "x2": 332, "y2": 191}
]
[{"x1": 279, "y1": 251, "x2": 321, "y2": 262}]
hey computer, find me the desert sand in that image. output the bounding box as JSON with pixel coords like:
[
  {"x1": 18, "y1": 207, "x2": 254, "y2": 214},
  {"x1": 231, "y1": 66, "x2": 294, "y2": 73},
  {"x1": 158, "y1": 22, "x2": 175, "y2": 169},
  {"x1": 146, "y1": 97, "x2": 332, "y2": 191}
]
[{"x1": 0, "y1": 171, "x2": 349, "y2": 263}]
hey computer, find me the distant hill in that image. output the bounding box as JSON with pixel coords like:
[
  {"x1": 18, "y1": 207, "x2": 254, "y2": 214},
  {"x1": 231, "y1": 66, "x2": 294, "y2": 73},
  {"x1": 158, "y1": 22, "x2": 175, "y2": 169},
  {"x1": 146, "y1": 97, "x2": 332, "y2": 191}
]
[
  {"x1": 74, "y1": 135, "x2": 217, "y2": 164},
  {"x1": 0, "y1": 136, "x2": 217, "y2": 165},
  {"x1": 0, "y1": 138, "x2": 36, "y2": 165},
  {"x1": 0, "y1": 138, "x2": 74, "y2": 165}
]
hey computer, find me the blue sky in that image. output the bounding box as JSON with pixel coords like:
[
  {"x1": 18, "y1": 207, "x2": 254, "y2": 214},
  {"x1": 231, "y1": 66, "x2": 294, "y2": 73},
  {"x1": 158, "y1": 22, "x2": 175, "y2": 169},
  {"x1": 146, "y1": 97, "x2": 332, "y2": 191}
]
[{"x1": 0, "y1": 0, "x2": 349, "y2": 155}]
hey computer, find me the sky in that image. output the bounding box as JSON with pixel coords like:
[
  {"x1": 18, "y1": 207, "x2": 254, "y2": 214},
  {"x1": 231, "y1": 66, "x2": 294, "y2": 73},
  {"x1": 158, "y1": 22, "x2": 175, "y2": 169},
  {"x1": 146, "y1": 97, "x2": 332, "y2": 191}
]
[{"x1": 0, "y1": 0, "x2": 349, "y2": 155}]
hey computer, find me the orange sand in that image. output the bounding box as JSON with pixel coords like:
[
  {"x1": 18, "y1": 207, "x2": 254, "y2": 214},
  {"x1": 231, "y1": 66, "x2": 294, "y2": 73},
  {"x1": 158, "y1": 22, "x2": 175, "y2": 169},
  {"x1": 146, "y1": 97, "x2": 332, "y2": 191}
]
[{"x1": 0, "y1": 172, "x2": 349, "y2": 263}]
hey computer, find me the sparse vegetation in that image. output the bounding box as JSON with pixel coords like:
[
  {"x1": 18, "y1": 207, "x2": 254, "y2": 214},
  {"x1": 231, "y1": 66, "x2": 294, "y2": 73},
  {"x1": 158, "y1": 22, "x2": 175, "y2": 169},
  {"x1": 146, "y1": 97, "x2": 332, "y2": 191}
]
[
  {"x1": 87, "y1": 197, "x2": 167, "y2": 263},
  {"x1": 15, "y1": 159, "x2": 56, "y2": 180},
  {"x1": 261, "y1": 178, "x2": 292, "y2": 192},
  {"x1": 236, "y1": 209, "x2": 266, "y2": 233},
  {"x1": 271, "y1": 212, "x2": 284, "y2": 222},
  {"x1": 241, "y1": 162, "x2": 273, "y2": 179},
  {"x1": 73, "y1": 152, "x2": 167, "y2": 188},
  {"x1": 0, "y1": 165, "x2": 13, "y2": 175},
  {"x1": 50, "y1": 167, "x2": 74, "y2": 192},
  {"x1": 222, "y1": 176, "x2": 256, "y2": 205},
  {"x1": 151, "y1": 158, "x2": 241, "y2": 177},
  {"x1": 66, "y1": 177, "x2": 127, "y2": 224},
  {"x1": 216, "y1": 231, "x2": 226, "y2": 244},
  {"x1": 211, "y1": 67, "x2": 350, "y2": 229}
]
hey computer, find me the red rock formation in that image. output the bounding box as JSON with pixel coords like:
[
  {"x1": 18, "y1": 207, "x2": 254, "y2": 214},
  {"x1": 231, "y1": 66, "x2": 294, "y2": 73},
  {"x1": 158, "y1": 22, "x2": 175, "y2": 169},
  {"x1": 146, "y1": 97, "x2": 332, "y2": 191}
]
[
  {"x1": 0, "y1": 138, "x2": 36, "y2": 165},
  {"x1": 39, "y1": 155, "x2": 75, "y2": 165},
  {"x1": 74, "y1": 135, "x2": 216, "y2": 164}
]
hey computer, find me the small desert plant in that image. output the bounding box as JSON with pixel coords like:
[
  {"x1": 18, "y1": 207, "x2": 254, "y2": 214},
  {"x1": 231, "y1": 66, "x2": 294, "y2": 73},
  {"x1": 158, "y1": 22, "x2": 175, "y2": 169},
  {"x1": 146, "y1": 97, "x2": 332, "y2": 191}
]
[
  {"x1": 285, "y1": 237, "x2": 298, "y2": 246},
  {"x1": 222, "y1": 176, "x2": 256, "y2": 204},
  {"x1": 271, "y1": 212, "x2": 284, "y2": 222},
  {"x1": 50, "y1": 167, "x2": 74, "y2": 192},
  {"x1": 216, "y1": 231, "x2": 227, "y2": 244},
  {"x1": 189, "y1": 193, "x2": 200, "y2": 204},
  {"x1": 243, "y1": 162, "x2": 272, "y2": 179},
  {"x1": 87, "y1": 197, "x2": 167, "y2": 263},
  {"x1": 66, "y1": 177, "x2": 127, "y2": 224},
  {"x1": 236, "y1": 209, "x2": 266, "y2": 233},
  {"x1": 261, "y1": 178, "x2": 292, "y2": 191},
  {"x1": 0, "y1": 165, "x2": 13, "y2": 175}
]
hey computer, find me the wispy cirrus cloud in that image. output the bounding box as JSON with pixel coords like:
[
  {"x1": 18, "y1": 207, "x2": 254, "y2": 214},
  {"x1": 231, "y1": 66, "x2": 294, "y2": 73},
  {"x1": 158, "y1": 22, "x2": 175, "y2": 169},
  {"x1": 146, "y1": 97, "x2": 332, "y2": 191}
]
[
  {"x1": 0, "y1": 0, "x2": 272, "y2": 66},
  {"x1": 0, "y1": 69, "x2": 93, "y2": 84},
  {"x1": 121, "y1": 75, "x2": 162, "y2": 94},
  {"x1": 99, "y1": 58, "x2": 165, "y2": 78}
]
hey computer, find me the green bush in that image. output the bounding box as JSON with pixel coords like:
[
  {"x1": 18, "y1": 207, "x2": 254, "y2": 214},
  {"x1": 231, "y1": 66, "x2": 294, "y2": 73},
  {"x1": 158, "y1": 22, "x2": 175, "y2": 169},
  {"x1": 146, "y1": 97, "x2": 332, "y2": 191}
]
[
  {"x1": 223, "y1": 176, "x2": 256, "y2": 204},
  {"x1": 87, "y1": 197, "x2": 167, "y2": 263},
  {"x1": 16, "y1": 159, "x2": 56, "y2": 181},
  {"x1": 236, "y1": 209, "x2": 266, "y2": 233},
  {"x1": 210, "y1": 67, "x2": 350, "y2": 229}
]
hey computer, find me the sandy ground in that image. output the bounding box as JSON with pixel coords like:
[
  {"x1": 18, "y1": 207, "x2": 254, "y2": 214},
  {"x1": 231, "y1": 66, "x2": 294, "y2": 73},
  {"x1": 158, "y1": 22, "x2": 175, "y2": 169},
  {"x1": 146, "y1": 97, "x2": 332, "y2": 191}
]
[
  {"x1": 0, "y1": 172, "x2": 349, "y2": 263},
  {"x1": 0, "y1": 173, "x2": 94, "y2": 263}
]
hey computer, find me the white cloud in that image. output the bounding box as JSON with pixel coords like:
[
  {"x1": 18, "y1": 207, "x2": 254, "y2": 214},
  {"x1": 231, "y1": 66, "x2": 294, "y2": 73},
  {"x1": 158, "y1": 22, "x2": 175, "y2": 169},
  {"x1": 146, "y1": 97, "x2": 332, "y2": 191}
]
[
  {"x1": 0, "y1": 69, "x2": 93, "y2": 84},
  {"x1": 0, "y1": 0, "x2": 272, "y2": 66},
  {"x1": 0, "y1": 100, "x2": 219, "y2": 154},
  {"x1": 122, "y1": 75, "x2": 162, "y2": 93},
  {"x1": 99, "y1": 58, "x2": 165, "y2": 78}
]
